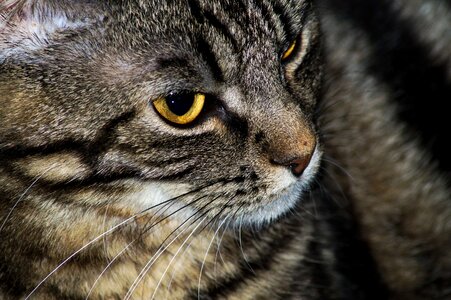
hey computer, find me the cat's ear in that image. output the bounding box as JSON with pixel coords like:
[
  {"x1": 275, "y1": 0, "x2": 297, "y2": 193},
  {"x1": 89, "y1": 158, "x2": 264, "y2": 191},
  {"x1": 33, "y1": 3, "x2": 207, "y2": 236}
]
[{"x1": 1, "y1": 0, "x2": 103, "y2": 55}]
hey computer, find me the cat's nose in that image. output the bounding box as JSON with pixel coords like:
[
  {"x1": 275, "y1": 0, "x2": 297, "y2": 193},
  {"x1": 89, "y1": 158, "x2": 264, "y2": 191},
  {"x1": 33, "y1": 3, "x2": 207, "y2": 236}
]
[{"x1": 271, "y1": 154, "x2": 313, "y2": 177}]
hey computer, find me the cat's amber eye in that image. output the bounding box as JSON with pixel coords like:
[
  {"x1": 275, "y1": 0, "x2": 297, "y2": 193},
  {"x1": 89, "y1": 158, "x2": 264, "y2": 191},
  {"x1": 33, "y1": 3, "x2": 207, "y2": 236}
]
[
  {"x1": 153, "y1": 92, "x2": 205, "y2": 125},
  {"x1": 282, "y1": 39, "x2": 297, "y2": 61}
]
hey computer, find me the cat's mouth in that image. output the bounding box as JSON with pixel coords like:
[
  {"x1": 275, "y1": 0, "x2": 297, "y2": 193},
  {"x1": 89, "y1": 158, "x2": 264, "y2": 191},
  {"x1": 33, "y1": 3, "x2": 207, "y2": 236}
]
[
  {"x1": 236, "y1": 145, "x2": 322, "y2": 226},
  {"x1": 128, "y1": 146, "x2": 322, "y2": 228}
]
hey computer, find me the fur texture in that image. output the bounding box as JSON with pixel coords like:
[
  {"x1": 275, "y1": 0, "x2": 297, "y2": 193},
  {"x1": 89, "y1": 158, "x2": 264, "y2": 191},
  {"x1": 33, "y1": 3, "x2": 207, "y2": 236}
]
[{"x1": 0, "y1": 0, "x2": 450, "y2": 299}]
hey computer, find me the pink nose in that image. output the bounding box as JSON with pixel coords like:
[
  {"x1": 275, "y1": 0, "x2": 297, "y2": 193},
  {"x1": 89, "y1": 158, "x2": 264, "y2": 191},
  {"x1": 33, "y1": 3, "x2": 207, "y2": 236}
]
[{"x1": 271, "y1": 154, "x2": 313, "y2": 177}]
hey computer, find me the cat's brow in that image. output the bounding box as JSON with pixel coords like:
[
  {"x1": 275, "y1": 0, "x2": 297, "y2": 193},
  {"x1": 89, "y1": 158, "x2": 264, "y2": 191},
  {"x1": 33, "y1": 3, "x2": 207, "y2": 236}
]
[
  {"x1": 187, "y1": 0, "x2": 241, "y2": 54},
  {"x1": 156, "y1": 57, "x2": 191, "y2": 70},
  {"x1": 195, "y1": 36, "x2": 224, "y2": 82}
]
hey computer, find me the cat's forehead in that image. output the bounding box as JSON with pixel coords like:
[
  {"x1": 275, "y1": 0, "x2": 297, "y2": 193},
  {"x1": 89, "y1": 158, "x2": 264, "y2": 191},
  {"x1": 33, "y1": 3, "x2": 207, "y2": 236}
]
[
  {"x1": 114, "y1": 0, "x2": 311, "y2": 40},
  {"x1": 124, "y1": 0, "x2": 310, "y2": 16},
  {"x1": 106, "y1": 0, "x2": 314, "y2": 79}
]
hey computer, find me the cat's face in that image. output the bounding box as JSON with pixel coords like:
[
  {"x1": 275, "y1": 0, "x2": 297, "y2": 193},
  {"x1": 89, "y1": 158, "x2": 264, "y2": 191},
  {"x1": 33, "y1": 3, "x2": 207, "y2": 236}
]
[{"x1": 0, "y1": 0, "x2": 322, "y2": 227}]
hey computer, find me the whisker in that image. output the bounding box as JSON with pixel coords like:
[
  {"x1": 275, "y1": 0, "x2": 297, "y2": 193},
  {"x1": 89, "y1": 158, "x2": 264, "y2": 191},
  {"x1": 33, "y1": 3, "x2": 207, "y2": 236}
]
[
  {"x1": 85, "y1": 239, "x2": 133, "y2": 300},
  {"x1": 319, "y1": 165, "x2": 350, "y2": 208},
  {"x1": 152, "y1": 216, "x2": 228, "y2": 300},
  {"x1": 238, "y1": 214, "x2": 255, "y2": 275},
  {"x1": 165, "y1": 230, "x2": 199, "y2": 292},
  {"x1": 85, "y1": 193, "x2": 211, "y2": 299},
  {"x1": 165, "y1": 230, "x2": 200, "y2": 292},
  {"x1": 125, "y1": 192, "x2": 226, "y2": 299},
  {"x1": 321, "y1": 157, "x2": 354, "y2": 181},
  {"x1": 150, "y1": 232, "x2": 196, "y2": 300},
  {"x1": 139, "y1": 195, "x2": 208, "y2": 237},
  {"x1": 197, "y1": 195, "x2": 234, "y2": 234},
  {"x1": 123, "y1": 191, "x2": 224, "y2": 300},
  {"x1": 213, "y1": 217, "x2": 232, "y2": 277},
  {"x1": 315, "y1": 98, "x2": 342, "y2": 117},
  {"x1": 165, "y1": 197, "x2": 233, "y2": 292},
  {"x1": 0, "y1": 163, "x2": 58, "y2": 232},
  {"x1": 309, "y1": 181, "x2": 322, "y2": 218},
  {"x1": 102, "y1": 203, "x2": 111, "y2": 264},
  {"x1": 124, "y1": 213, "x2": 209, "y2": 300},
  {"x1": 85, "y1": 201, "x2": 177, "y2": 300},
  {"x1": 25, "y1": 182, "x2": 218, "y2": 300},
  {"x1": 197, "y1": 216, "x2": 229, "y2": 300},
  {"x1": 297, "y1": 196, "x2": 317, "y2": 218}
]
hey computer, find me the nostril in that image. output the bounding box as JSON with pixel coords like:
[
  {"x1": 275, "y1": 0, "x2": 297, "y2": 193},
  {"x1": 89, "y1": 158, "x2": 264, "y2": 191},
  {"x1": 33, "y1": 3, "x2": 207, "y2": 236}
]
[
  {"x1": 271, "y1": 155, "x2": 313, "y2": 177},
  {"x1": 289, "y1": 157, "x2": 311, "y2": 177}
]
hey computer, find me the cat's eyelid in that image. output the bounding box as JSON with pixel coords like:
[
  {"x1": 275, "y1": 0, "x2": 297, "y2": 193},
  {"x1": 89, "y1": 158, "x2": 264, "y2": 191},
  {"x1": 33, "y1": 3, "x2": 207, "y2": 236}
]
[
  {"x1": 150, "y1": 90, "x2": 202, "y2": 103},
  {"x1": 281, "y1": 34, "x2": 301, "y2": 62},
  {"x1": 281, "y1": 38, "x2": 298, "y2": 61}
]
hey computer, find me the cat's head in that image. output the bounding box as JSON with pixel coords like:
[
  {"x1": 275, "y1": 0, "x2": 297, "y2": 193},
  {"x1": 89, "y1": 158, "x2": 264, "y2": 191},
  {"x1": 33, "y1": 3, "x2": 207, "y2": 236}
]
[{"x1": 0, "y1": 0, "x2": 322, "y2": 227}]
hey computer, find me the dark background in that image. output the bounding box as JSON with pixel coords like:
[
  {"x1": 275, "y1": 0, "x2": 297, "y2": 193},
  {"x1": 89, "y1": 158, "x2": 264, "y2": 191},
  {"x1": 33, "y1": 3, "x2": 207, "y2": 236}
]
[{"x1": 326, "y1": 0, "x2": 451, "y2": 177}]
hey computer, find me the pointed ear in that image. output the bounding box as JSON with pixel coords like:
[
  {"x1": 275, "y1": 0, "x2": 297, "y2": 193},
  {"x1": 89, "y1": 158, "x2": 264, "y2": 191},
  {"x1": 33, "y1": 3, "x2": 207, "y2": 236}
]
[{"x1": 1, "y1": 0, "x2": 103, "y2": 56}]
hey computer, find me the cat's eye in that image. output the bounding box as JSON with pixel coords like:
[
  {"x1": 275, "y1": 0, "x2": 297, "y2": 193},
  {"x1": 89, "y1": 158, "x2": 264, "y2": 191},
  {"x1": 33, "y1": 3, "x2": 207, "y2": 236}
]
[
  {"x1": 282, "y1": 39, "x2": 297, "y2": 61},
  {"x1": 153, "y1": 92, "x2": 205, "y2": 125}
]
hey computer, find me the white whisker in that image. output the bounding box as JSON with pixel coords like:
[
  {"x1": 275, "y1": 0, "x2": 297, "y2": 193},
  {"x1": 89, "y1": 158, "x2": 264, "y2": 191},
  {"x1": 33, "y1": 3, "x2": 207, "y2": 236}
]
[
  {"x1": 124, "y1": 216, "x2": 207, "y2": 300},
  {"x1": 151, "y1": 216, "x2": 221, "y2": 300},
  {"x1": 238, "y1": 215, "x2": 254, "y2": 274},
  {"x1": 0, "y1": 163, "x2": 58, "y2": 232},
  {"x1": 213, "y1": 218, "x2": 232, "y2": 277},
  {"x1": 197, "y1": 216, "x2": 229, "y2": 299},
  {"x1": 102, "y1": 203, "x2": 111, "y2": 265},
  {"x1": 24, "y1": 186, "x2": 211, "y2": 299}
]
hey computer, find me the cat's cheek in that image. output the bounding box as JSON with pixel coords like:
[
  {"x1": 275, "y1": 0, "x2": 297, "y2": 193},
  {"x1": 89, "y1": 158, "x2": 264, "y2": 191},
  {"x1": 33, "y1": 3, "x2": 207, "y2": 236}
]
[
  {"x1": 12, "y1": 153, "x2": 90, "y2": 182},
  {"x1": 125, "y1": 181, "x2": 195, "y2": 215}
]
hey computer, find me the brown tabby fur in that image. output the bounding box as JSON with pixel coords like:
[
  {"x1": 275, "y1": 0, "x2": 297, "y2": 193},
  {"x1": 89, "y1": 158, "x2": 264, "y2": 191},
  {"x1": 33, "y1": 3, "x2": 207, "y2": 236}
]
[{"x1": 1, "y1": 0, "x2": 450, "y2": 299}]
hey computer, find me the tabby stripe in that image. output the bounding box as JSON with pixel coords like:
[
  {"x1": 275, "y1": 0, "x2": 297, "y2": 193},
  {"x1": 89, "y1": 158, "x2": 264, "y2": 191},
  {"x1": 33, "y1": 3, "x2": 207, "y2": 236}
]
[
  {"x1": 152, "y1": 166, "x2": 196, "y2": 181},
  {"x1": 143, "y1": 132, "x2": 213, "y2": 149},
  {"x1": 156, "y1": 57, "x2": 190, "y2": 70},
  {"x1": 220, "y1": 110, "x2": 249, "y2": 139},
  {"x1": 85, "y1": 110, "x2": 136, "y2": 166},
  {"x1": 187, "y1": 0, "x2": 241, "y2": 55},
  {"x1": 249, "y1": 0, "x2": 275, "y2": 31},
  {"x1": 0, "y1": 110, "x2": 135, "y2": 164},
  {"x1": 326, "y1": 0, "x2": 451, "y2": 172},
  {"x1": 201, "y1": 9, "x2": 242, "y2": 55},
  {"x1": 0, "y1": 160, "x2": 140, "y2": 189},
  {"x1": 0, "y1": 139, "x2": 87, "y2": 160},
  {"x1": 195, "y1": 36, "x2": 224, "y2": 82},
  {"x1": 197, "y1": 220, "x2": 301, "y2": 298},
  {"x1": 249, "y1": 0, "x2": 283, "y2": 46},
  {"x1": 5, "y1": 163, "x2": 195, "y2": 191},
  {"x1": 267, "y1": 0, "x2": 294, "y2": 39}
]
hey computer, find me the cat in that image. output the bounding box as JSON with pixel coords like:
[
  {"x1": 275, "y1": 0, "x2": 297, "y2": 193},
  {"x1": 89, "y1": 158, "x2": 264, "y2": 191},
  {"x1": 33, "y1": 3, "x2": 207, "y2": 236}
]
[{"x1": 0, "y1": 0, "x2": 450, "y2": 299}]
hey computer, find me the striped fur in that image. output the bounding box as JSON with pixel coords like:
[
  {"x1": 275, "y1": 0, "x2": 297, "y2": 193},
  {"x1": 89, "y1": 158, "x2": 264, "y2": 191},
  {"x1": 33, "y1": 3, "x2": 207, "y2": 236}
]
[{"x1": 0, "y1": 0, "x2": 450, "y2": 299}]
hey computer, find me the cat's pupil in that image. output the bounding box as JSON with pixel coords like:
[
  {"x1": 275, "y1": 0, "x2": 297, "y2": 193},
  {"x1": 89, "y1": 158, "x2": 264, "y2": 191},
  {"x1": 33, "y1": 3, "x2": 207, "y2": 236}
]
[{"x1": 167, "y1": 93, "x2": 194, "y2": 116}]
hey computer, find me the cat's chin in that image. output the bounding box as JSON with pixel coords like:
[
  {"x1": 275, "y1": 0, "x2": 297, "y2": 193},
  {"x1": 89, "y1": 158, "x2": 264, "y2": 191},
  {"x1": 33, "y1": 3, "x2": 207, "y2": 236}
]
[
  {"x1": 231, "y1": 145, "x2": 322, "y2": 228},
  {"x1": 236, "y1": 182, "x2": 306, "y2": 228}
]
